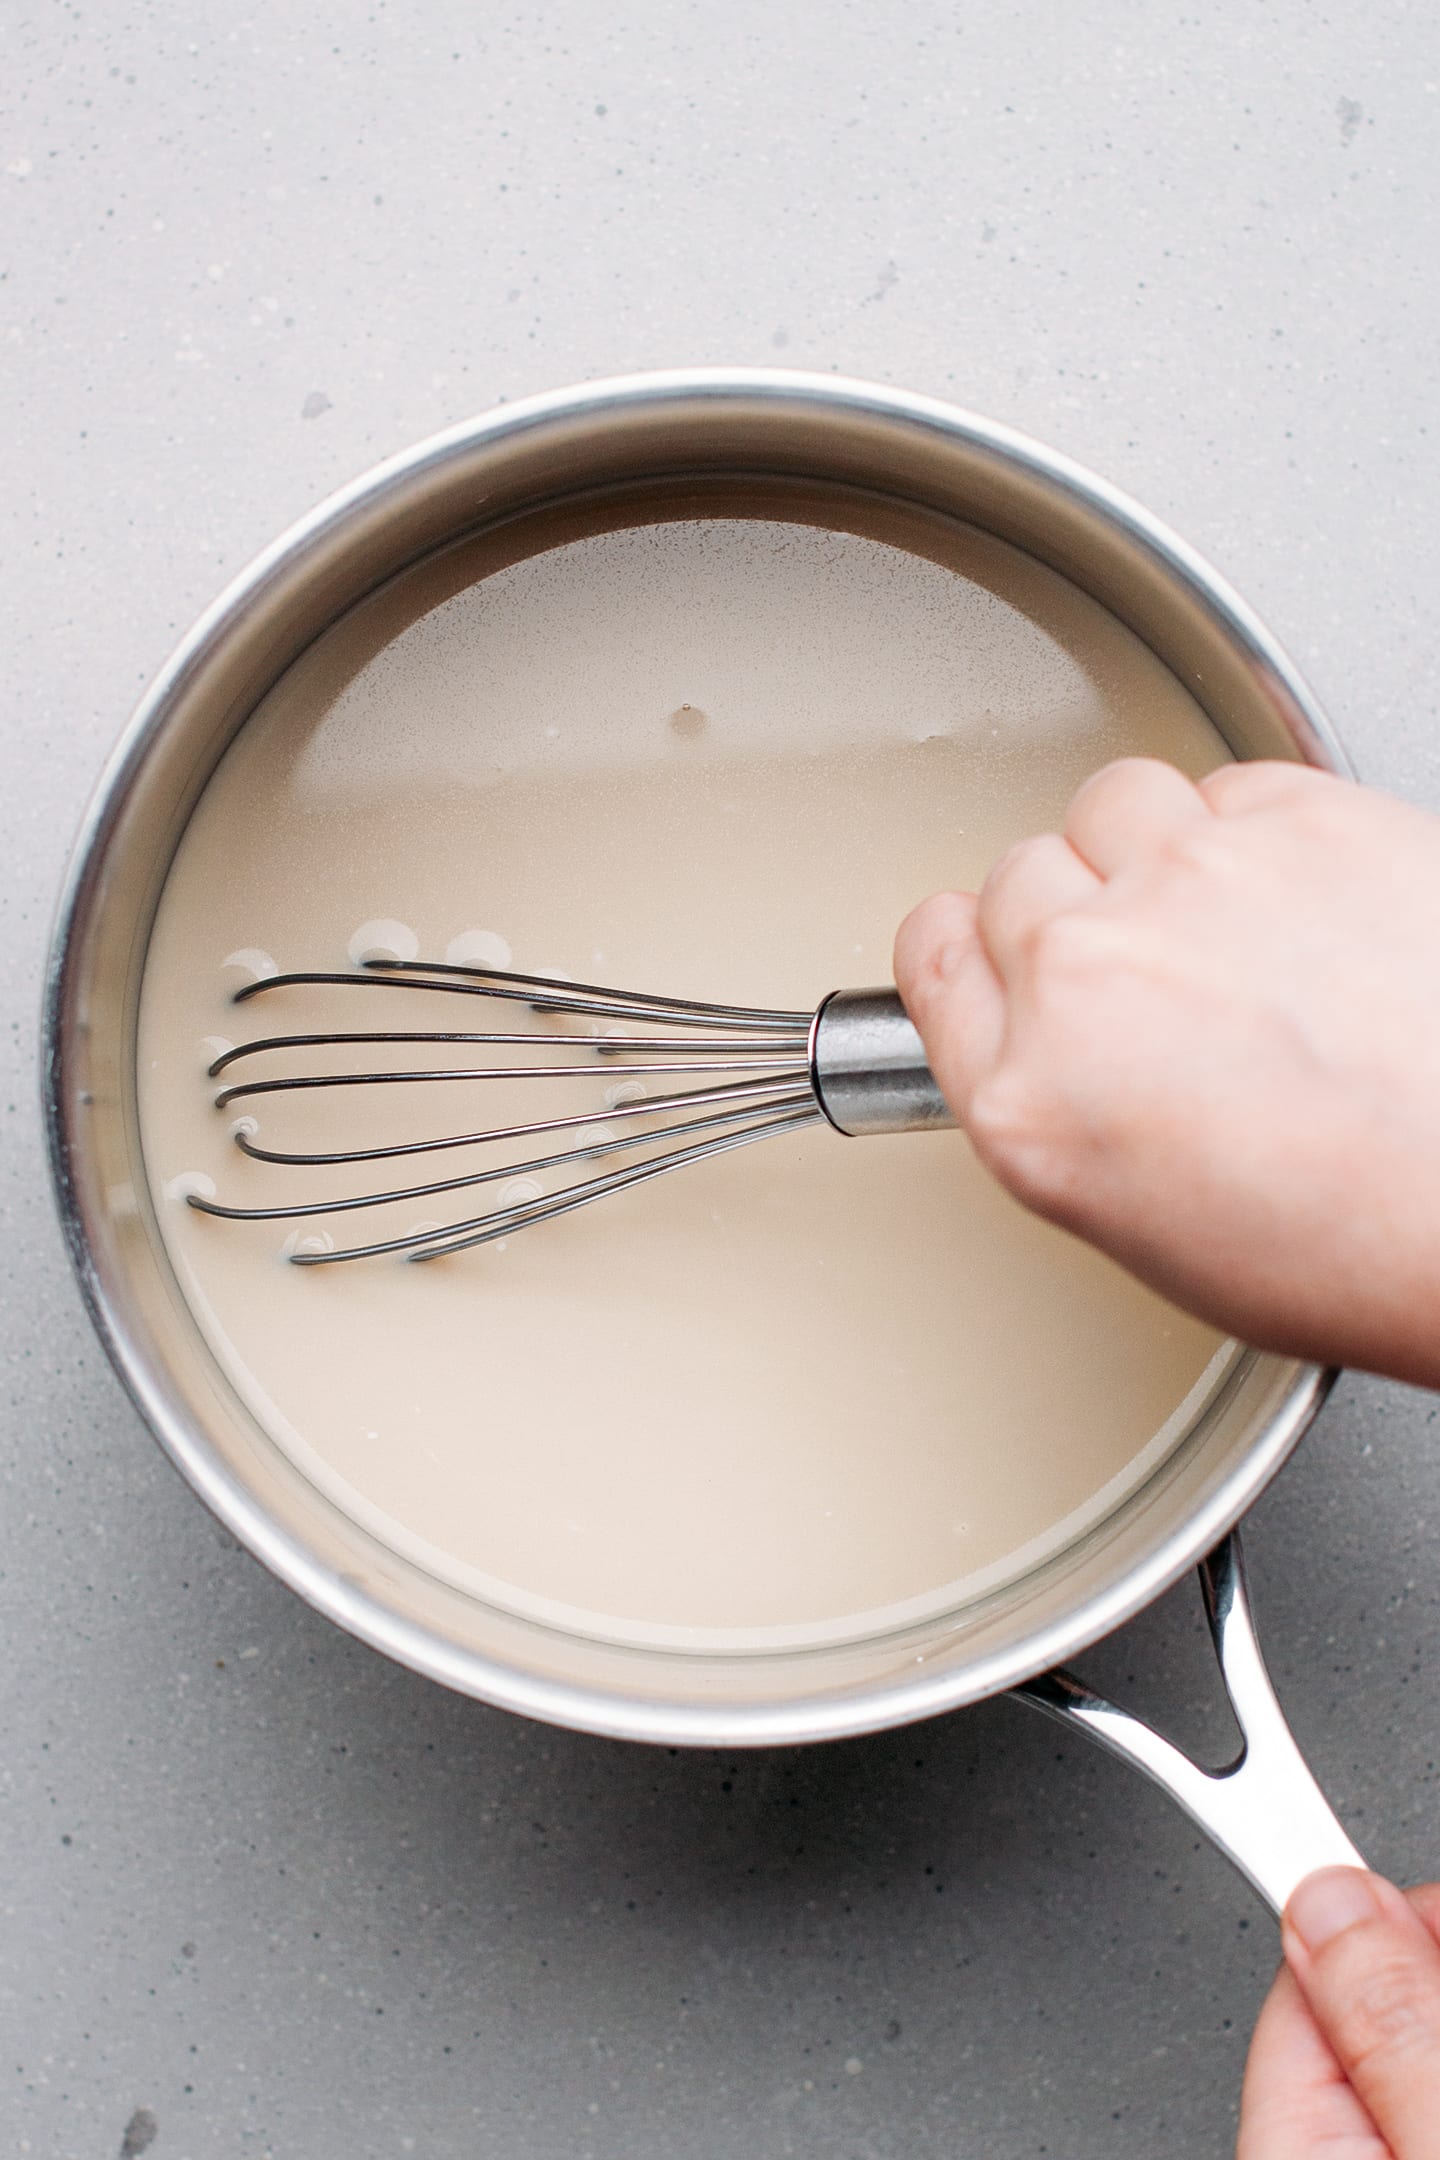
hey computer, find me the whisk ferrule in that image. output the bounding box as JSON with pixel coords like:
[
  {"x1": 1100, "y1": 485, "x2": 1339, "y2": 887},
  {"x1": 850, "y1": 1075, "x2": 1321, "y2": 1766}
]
[{"x1": 808, "y1": 988, "x2": 957, "y2": 1138}]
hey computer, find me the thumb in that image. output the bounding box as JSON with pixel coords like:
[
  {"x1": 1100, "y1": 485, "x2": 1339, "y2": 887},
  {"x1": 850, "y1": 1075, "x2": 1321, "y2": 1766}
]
[
  {"x1": 892, "y1": 889, "x2": 1005, "y2": 1119},
  {"x1": 1283, "y1": 1867, "x2": 1440, "y2": 2158}
]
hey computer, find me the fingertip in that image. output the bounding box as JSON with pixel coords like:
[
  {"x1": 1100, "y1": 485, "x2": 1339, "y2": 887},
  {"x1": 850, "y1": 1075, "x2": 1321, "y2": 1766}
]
[
  {"x1": 893, "y1": 890, "x2": 979, "y2": 1007},
  {"x1": 1282, "y1": 1865, "x2": 1440, "y2": 2153},
  {"x1": 893, "y1": 888, "x2": 1005, "y2": 1122},
  {"x1": 1285, "y1": 1868, "x2": 1415, "y2": 1962}
]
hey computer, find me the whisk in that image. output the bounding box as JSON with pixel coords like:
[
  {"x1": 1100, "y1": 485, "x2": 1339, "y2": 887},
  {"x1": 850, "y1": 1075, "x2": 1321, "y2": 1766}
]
[{"x1": 189, "y1": 958, "x2": 955, "y2": 1264}]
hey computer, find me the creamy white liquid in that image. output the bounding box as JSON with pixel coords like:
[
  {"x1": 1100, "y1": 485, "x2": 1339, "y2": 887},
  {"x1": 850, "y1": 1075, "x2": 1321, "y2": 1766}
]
[{"x1": 137, "y1": 499, "x2": 1236, "y2": 1650}]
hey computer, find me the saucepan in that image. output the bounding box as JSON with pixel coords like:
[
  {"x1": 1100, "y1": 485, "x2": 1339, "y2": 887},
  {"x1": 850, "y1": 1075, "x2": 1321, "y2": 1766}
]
[{"x1": 42, "y1": 369, "x2": 1366, "y2": 1915}]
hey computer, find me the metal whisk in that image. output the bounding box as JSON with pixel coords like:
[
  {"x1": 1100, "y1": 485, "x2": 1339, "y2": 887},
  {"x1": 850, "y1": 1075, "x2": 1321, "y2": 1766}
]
[{"x1": 189, "y1": 958, "x2": 954, "y2": 1263}]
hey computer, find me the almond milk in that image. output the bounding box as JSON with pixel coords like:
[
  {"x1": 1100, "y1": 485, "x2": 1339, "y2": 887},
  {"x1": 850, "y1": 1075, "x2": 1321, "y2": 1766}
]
[{"x1": 137, "y1": 503, "x2": 1236, "y2": 1650}]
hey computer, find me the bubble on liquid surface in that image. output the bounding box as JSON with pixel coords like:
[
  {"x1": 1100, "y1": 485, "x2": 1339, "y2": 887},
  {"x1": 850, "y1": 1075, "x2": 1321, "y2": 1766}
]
[
  {"x1": 668, "y1": 701, "x2": 707, "y2": 740},
  {"x1": 165, "y1": 1170, "x2": 216, "y2": 1203},
  {"x1": 445, "y1": 928, "x2": 513, "y2": 971},
  {"x1": 222, "y1": 948, "x2": 278, "y2": 983},
  {"x1": 348, "y1": 919, "x2": 418, "y2": 966}
]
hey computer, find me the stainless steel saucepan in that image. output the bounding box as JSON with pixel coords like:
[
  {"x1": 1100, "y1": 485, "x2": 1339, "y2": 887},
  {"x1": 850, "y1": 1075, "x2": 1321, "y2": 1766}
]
[{"x1": 42, "y1": 369, "x2": 1365, "y2": 1914}]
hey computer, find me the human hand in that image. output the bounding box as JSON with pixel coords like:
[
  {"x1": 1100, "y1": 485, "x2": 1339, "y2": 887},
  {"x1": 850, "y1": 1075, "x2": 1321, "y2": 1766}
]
[
  {"x1": 893, "y1": 759, "x2": 1440, "y2": 1386},
  {"x1": 1239, "y1": 1869, "x2": 1440, "y2": 2157}
]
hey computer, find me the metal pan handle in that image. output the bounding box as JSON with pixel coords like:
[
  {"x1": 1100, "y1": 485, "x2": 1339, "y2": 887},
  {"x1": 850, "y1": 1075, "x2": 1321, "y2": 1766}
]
[{"x1": 1013, "y1": 1531, "x2": 1364, "y2": 1915}]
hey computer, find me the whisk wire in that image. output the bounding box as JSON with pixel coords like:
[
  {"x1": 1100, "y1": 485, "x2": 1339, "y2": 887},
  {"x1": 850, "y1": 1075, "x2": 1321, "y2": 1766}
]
[
  {"x1": 227, "y1": 1071, "x2": 813, "y2": 1168},
  {"x1": 214, "y1": 1052, "x2": 809, "y2": 1111},
  {"x1": 190, "y1": 1088, "x2": 818, "y2": 1224},
  {"x1": 233, "y1": 959, "x2": 811, "y2": 1034},
  {"x1": 361, "y1": 955, "x2": 812, "y2": 1029},
  {"x1": 294, "y1": 1105, "x2": 823, "y2": 1265},
  {"x1": 207, "y1": 1028, "x2": 808, "y2": 1080},
  {"x1": 192, "y1": 959, "x2": 826, "y2": 1262}
]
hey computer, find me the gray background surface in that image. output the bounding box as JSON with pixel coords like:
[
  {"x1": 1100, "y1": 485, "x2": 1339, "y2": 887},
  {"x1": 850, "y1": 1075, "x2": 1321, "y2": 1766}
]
[{"x1": 4, "y1": 3, "x2": 1439, "y2": 2154}]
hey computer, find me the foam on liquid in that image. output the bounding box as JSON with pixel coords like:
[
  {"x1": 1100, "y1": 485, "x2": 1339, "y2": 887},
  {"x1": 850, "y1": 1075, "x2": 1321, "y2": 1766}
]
[{"x1": 137, "y1": 501, "x2": 1237, "y2": 1650}]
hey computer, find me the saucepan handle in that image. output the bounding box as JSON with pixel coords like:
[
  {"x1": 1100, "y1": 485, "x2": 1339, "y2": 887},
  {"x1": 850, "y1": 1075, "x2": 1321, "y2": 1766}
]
[{"x1": 1012, "y1": 1531, "x2": 1365, "y2": 1916}]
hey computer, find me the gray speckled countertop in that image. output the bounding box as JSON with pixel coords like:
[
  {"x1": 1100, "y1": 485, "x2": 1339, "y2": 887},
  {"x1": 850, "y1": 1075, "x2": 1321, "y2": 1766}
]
[{"x1": 5, "y1": 6, "x2": 1440, "y2": 2155}]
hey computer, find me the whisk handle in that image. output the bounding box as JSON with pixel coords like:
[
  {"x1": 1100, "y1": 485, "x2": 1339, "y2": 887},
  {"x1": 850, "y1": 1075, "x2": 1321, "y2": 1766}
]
[{"x1": 809, "y1": 988, "x2": 957, "y2": 1138}]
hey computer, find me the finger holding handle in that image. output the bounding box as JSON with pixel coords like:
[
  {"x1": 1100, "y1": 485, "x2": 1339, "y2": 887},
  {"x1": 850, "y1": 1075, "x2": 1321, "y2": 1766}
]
[{"x1": 1281, "y1": 1868, "x2": 1440, "y2": 2159}]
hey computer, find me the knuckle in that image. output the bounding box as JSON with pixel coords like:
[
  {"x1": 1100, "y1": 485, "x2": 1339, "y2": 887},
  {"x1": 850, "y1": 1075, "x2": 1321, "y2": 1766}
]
[
  {"x1": 1199, "y1": 758, "x2": 1339, "y2": 823},
  {"x1": 1026, "y1": 908, "x2": 1103, "y2": 981},
  {"x1": 1194, "y1": 765, "x2": 1245, "y2": 814},
  {"x1": 906, "y1": 890, "x2": 964, "y2": 944},
  {"x1": 1197, "y1": 760, "x2": 1284, "y2": 810},
  {"x1": 1006, "y1": 910, "x2": 1122, "y2": 1011},
  {"x1": 1065, "y1": 756, "x2": 1170, "y2": 834},
  {"x1": 1152, "y1": 814, "x2": 1237, "y2": 881},
  {"x1": 1290, "y1": 789, "x2": 1355, "y2": 850},
  {"x1": 984, "y1": 832, "x2": 1051, "y2": 900},
  {"x1": 1072, "y1": 755, "x2": 1156, "y2": 807}
]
